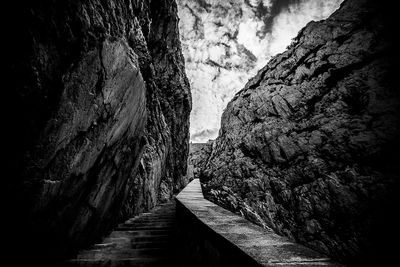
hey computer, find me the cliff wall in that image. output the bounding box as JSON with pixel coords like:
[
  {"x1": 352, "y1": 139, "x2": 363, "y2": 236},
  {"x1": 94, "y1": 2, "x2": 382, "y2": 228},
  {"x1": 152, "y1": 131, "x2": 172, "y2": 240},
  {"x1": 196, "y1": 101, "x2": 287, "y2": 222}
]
[
  {"x1": 200, "y1": 0, "x2": 398, "y2": 265},
  {"x1": 3, "y1": 0, "x2": 191, "y2": 264}
]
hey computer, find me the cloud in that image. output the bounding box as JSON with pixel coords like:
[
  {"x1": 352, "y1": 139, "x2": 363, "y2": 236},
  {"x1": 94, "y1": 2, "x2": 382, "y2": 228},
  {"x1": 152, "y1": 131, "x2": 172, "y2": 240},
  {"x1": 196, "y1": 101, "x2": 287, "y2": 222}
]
[
  {"x1": 269, "y1": 0, "x2": 344, "y2": 55},
  {"x1": 178, "y1": 0, "x2": 343, "y2": 143},
  {"x1": 190, "y1": 128, "x2": 219, "y2": 143}
]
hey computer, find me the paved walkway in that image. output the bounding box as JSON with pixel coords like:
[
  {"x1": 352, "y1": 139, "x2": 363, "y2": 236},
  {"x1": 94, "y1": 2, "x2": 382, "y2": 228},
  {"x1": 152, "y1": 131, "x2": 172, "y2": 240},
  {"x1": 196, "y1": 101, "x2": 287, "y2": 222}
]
[
  {"x1": 176, "y1": 179, "x2": 342, "y2": 266},
  {"x1": 65, "y1": 202, "x2": 177, "y2": 266},
  {"x1": 64, "y1": 179, "x2": 342, "y2": 266}
]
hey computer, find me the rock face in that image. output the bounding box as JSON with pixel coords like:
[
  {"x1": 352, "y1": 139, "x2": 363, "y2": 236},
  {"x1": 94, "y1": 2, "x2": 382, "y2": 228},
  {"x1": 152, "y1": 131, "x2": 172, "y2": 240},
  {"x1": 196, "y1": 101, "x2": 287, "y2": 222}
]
[
  {"x1": 200, "y1": 0, "x2": 398, "y2": 265},
  {"x1": 4, "y1": 0, "x2": 190, "y2": 264},
  {"x1": 177, "y1": 0, "x2": 343, "y2": 143},
  {"x1": 187, "y1": 142, "x2": 213, "y2": 181}
]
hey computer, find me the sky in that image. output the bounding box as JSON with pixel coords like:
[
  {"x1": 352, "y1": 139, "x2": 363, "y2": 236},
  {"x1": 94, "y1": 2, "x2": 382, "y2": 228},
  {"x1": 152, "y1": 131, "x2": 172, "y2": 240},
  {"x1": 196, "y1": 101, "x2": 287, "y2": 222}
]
[{"x1": 177, "y1": 0, "x2": 344, "y2": 143}]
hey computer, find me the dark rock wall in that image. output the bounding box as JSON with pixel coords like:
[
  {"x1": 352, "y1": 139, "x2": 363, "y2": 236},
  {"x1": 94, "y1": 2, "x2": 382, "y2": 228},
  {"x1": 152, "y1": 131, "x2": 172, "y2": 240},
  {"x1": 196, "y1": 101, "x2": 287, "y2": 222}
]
[
  {"x1": 188, "y1": 142, "x2": 213, "y2": 181},
  {"x1": 119, "y1": 0, "x2": 192, "y2": 219},
  {"x1": 200, "y1": 0, "x2": 398, "y2": 265},
  {"x1": 3, "y1": 0, "x2": 190, "y2": 263}
]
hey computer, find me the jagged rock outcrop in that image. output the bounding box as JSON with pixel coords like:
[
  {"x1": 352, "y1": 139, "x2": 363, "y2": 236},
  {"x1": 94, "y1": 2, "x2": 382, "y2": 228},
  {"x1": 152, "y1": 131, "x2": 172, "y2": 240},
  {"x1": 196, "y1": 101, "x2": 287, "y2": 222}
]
[
  {"x1": 187, "y1": 142, "x2": 213, "y2": 180},
  {"x1": 177, "y1": 0, "x2": 343, "y2": 143},
  {"x1": 3, "y1": 0, "x2": 190, "y2": 264},
  {"x1": 200, "y1": 0, "x2": 398, "y2": 265}
]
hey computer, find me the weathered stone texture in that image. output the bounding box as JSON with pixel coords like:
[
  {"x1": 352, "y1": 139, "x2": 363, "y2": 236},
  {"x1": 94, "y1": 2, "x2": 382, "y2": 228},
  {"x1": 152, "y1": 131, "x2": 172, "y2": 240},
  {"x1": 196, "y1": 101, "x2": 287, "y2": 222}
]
[
  {"x1": 4, "y1": 0, "x2": 190, "y2": 264},
  {"x1": 200, "y1": 0, "x2": 398, "y2": 265},
  {"x1": 187, "y1": 142, "x2": 214, "y2": 181},
  {"x1": 120, "y1": 0, "x2": 192, "y2": 219}
]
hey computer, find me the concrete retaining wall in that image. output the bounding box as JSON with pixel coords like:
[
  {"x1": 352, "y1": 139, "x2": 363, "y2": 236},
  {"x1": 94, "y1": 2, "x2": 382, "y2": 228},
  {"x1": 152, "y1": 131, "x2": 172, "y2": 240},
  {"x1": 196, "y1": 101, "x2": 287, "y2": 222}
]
[{"x1": 175, "y1": 179, "x2": 342, "y2": 267}]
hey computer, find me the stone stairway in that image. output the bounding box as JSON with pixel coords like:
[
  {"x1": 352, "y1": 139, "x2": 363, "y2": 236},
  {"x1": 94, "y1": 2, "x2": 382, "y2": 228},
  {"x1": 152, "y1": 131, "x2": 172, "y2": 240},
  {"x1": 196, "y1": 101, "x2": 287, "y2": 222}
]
[{"x1": 65, "y1": 202, "x2": 177, "y2": 267}]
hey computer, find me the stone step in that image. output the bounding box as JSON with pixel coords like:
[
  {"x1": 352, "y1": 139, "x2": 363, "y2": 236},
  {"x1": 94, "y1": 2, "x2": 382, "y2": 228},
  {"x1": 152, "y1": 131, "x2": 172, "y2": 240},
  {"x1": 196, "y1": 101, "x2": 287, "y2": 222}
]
[
  {"x1": 130, "y1": 235, "x2": 173, "y2": 243},
  {"x1": 133, "y1": 221, "x2": 175, "y2": 225},
  {"x1": 97, "y1": 238, "x2": 172, "y2": 249},
  {"x1": 126, "y1": 217, "x2": 175, "y2": 222},
  {"x1": 131, "y1": 215, "x2": 175, "y2": 219},
  {"x1": 65, "y1": 257, "x2": 172, "y2": 267},
  {"x1": 116, "y1": 225, "x2": 176, "y2": 231},
  {"x1": 92, "y1": 243, "x2": 118, "y2": 250},
  {"x1": 130, "y1": 241, "x2": 171, "y2": 249},
  {"x1": 66, "y1": 201, "x2": 177, "y2": 266},
  {"x1": 77, "y1": 248, "x2": 171, "y2": 259},
  {"x1": 112, "y1": 229, "x2": 174, "y2": 236},
  {"x1": 118, "y1": 222, "x2": 176, "y2": 227},
  {"x1": 109, "y1": 232, "x2": 173, "y2": 242},
  {"x1": 125, "y1": 216, "x2": 176, "y2": 223}
]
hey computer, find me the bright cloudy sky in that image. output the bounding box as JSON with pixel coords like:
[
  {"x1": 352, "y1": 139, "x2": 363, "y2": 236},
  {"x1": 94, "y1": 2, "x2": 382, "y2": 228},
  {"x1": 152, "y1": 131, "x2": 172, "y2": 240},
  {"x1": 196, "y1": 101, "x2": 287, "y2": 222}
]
[{"x1": 177, "y1": 0, "x2": 344, "y2": 143}]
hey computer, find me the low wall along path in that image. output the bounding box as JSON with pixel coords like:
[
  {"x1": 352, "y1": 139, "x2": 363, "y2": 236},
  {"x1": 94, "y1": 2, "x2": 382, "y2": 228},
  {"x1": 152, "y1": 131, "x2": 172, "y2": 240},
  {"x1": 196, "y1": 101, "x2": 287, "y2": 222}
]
[{"x1": 176, "y1": 179, "x2": 342, "y2": 266}]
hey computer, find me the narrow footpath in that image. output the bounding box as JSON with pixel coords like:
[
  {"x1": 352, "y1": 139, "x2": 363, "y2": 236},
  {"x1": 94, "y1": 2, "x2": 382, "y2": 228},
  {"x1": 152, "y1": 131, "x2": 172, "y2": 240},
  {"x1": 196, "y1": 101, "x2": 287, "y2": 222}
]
[{"x1": 66, "y1": 202, "x2": 177, "y2": 266}]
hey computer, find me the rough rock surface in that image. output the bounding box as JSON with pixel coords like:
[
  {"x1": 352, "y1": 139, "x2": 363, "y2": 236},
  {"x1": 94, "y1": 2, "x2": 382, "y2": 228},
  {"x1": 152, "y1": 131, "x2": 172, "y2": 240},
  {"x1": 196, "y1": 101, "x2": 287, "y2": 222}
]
[
  {"x1": 3, "y1": 0, "x2": 190, "y2": 264},
  {"x1": 200, "y1": 0, "x2": 398, "y2": 265},
  {"x1": 187, "y1": 142, "x2": 213, "y2": 181},
  {"x1": 177, "y1": 0, "x2": 343, "y2": 143}
]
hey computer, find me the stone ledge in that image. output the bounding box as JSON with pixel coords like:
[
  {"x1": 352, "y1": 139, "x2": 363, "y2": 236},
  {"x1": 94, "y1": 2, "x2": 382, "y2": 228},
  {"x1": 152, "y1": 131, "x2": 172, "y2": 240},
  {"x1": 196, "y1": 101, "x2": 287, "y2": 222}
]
[{"x1": 176, "y1": 179, "x2": 342, "y2": 267}]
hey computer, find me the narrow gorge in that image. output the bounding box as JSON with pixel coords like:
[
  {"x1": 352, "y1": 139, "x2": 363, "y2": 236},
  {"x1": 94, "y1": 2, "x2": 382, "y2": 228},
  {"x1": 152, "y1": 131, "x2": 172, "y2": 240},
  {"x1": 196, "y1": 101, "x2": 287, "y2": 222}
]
[{"x1": 3, "y1": 0, "x2": 398, "y2": 266}]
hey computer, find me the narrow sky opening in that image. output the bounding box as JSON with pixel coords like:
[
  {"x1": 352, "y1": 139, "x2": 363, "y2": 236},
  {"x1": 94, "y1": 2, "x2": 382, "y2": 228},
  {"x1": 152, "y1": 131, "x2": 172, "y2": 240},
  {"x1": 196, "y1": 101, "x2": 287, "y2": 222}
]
[{"x1": 177, "y1": 0, "x2": 344, "y2": 143}]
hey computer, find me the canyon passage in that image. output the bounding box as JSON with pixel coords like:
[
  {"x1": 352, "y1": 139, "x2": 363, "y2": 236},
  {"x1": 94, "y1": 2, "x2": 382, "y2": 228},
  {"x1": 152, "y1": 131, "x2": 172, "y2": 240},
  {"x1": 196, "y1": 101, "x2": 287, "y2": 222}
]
[{"x1": 3, "y1": 0, "x2": 398, "y2": 266}]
